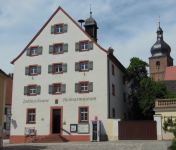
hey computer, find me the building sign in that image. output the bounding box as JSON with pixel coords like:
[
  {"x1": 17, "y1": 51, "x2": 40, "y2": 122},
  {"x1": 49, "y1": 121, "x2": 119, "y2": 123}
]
[
  {"x1": 63, "y1": 97, "x2": 96, "y2": 101},
  {"x1": 78, "y1": 124, "x2": 89, "y2": 134},
  {"x1": 23, "y1": 99, "x2": 49, "y2": 103},
  {"x1": 70, "y1": 124, "x2": 77, "y2": 132},
  {"x1": 25, "y1": 127, "x2": 35, "y2": 135}
]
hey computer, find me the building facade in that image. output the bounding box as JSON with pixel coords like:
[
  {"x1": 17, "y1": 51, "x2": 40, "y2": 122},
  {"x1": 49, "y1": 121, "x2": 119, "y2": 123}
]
[{"x1": 10, "y1": 7, "x2": 130, "y2": 143}]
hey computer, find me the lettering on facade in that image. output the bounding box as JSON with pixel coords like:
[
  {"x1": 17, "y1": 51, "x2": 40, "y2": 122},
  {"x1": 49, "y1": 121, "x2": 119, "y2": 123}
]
[
  {"x1": 63, "y1": 97, "x2": 96, "y2": 102},
  {"x1": 23, "y1": 99, "x2": 49, "y2": 103}
]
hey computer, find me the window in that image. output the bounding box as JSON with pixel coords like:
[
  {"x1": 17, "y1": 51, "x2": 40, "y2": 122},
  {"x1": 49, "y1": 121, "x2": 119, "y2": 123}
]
[
  {"x1": 112, "y1": 84, "x2": 115, "y2": 96},
  {"x1": 52, "y1": 83, "x2": 62, "y2": 95},
  {"x1": 54, "y1": 24, "x2": 64, "y2": 34},
  {"x1": 156, "y1": 61, "x2": 160, "y2": 70},
  {"x1": 6, "y1": 123, "x2": 10, "y2": 130},
  {"x1": 79, "y1": 40, "x2": 89, "y2": 52},
  {"x1": 53, "y1": 43, "x2": 64, "y2": 54},
  {"x1": 25, "y1": 65, "x2": 41, "y2": 76},
  {"x1": 55, "y1": 45, "x2": 62, "y2": 53},
  {"x1": 79, "y1": 81, "x2": 89, "y2": 93},
  {"x1": 113, "y1": 108, "x2": 115, "y2": 118},
  {"x1": 7, "y1": 108, "x2": 11, "y2": 115},
  {"x1": 29, "y1": 65, "x2": 38, "y2": 75},
  {"x1": 112, "y1": 64, "x2": 115, "y2": 76},
  {"x1": 79, "y1": 60, "x2": 89, "y2": 72},
  {"x1": 52, "y1": 63, "x2": 63, "y2": 74},
  {"x1": 27, "y1": 85, "x2": 37, "y2": 96},
  {"x1": 78, "y1": 106, "x2": 89, "y2": 123},
  {"x1": 30, "y1": 46, "x2": 39, "y2": 56},
  {"x1": 26, "y1": 108, "x2": 36, "y2": 124}
]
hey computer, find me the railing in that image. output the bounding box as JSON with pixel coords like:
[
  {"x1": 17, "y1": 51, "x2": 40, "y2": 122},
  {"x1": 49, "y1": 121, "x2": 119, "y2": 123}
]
[
  {"x1": 61, "y1": 128, "x2": 71, "y2": 135},
  {"x1": 155, "y1": 99, "x2": 176, "y2": 107}
]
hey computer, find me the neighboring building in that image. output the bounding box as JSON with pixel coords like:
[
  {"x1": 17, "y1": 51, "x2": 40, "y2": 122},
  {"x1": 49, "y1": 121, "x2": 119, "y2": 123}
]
[
  {"x1": 10, "y1": 6, "x2": 130, "y2": 143},
  {"x1": 3, "y1": 74, "x2": 13, "y2": 139},
  {"x1": 0, "y1": 69, "x2": 10, "y2": 147}
]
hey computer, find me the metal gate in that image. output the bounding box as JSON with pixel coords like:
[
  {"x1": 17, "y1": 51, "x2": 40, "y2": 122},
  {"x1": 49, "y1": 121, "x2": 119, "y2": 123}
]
[{"x1": 118, "y1": 121, "x2": 157, "y2": 140}]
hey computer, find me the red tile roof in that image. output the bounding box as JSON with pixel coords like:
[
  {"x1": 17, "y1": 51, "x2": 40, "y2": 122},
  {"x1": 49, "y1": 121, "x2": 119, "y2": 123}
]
[
  {"x1": 164, "y1": 66, "x2": 176, "y2": 80},
  {"x1": 11, "y1": 6, "x2": 108, "y2": 64}
]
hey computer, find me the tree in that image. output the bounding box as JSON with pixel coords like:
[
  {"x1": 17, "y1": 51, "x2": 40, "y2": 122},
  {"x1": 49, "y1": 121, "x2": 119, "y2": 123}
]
[{"x1": 125, "y1": 57, "x2": 149, "y2": 120}]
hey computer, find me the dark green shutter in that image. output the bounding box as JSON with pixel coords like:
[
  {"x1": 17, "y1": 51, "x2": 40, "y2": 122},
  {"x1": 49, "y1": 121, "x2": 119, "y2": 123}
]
[
  {"x1": 37, "y1": 85, "x2": 41, "y2": 95},
  {"x1": 64, "y1": 24, "x2": 68, "y2": 33},
  {"x1": 63, "y1": 63, "x2": 67, "y2": 72},
  {"x1": 48, "y1": 65, "x2": 52, "y2": 73},
  {"x1": 75, "y1": 62, "x2": 79, "y2": 71},
  {"x1": 26, "y1": 48, "x2": 30, "y2": 56},
  {"x1": 89, "y1": 61, "x2": 93, "y2": 70},
  {"x1": 75, "y1": 83, "x2": 79, "y2": 92},
  {"x1": 62, "y1": 84, "x2": 66, "y2": 93},
  {"x1": 38, "y1": 46, "x2": 43, "y2": 55},
  {"x1": 25, "y1": 66, "x2": 29, "y2": 75},
  {"x1": 51, "y1": 25, "x2": 55, "y2": 34},
  {"x1": 4, "y1": 107, "x2": 7, "y2": 115},
  {"x1": 89, "y1": 41, "x2": 93, "y2": 50},
  {"x1": 4, "y1": 122, "x2": 6, "y2": 129},
  {"x1": 75, "y1": 42, "x2": 79, "y2": 51},
  {"x1": 64, "y1": 43, "x2": 68, "y2": 52},
  {"x1": 49, "y1": 45, "x2": 53, "y2": 54},
  {"x1": 89, "y1": 82, "x2": 93, "y2": 92},
  {"x1": 49, "y1": 85, "x2": 53, "y2": 94},
  {"x1": 37, "y1": 66, "x2": 41, "y2": 74},
  {"x1": 24, "y1": 86, "x2": 28, "y2": 95}
]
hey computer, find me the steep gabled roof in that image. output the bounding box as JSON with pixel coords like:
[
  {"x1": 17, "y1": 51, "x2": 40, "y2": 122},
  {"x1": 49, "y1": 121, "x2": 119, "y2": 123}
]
[
  {"x1": 11, "y1": 6, "x2": 108, "y2": 64},
  {"x1": 164, "y1": 66, "x2": 176, "y2": 80}
]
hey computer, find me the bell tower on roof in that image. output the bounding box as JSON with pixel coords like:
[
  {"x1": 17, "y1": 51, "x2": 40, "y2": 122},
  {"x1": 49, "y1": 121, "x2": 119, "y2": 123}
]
[
  {"x1": 149, "y1": 19, "x2": 173, "y2": 82},
  {"x1": 84, "y1": 5, "x2": 98, "y2": 42}
]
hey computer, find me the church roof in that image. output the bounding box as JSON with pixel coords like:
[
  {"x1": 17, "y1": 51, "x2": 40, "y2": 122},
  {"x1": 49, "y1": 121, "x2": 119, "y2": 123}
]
[
  {"x1": 11, "y1": 6, "x2": 107, "y2": 64},
  {"x1": 164, "y1": 66, "x2": 176, "y2": 80},
  {"x1": 150, "y1": 26, "x2": 171, "y2": 57}
]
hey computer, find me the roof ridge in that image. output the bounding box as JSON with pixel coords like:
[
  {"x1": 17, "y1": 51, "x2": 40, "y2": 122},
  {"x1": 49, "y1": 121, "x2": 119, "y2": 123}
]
[{"x1": 11, "y1": 6, "x2": 108, "y2": 64}]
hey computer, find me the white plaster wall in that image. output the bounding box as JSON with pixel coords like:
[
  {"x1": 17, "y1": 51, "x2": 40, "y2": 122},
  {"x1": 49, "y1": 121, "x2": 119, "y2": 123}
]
[
  {"x1": 108, "y1": 59, "x2": 130, "y2": 120},
  {"x1": 11, "y1": 10, "x2": 108, "y2": 136}
]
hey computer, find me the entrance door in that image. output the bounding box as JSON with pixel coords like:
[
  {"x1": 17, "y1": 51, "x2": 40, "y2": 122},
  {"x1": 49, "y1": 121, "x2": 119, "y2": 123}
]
[{"x1": 52, "y1": 109, "x2": 61, "y2": 134}]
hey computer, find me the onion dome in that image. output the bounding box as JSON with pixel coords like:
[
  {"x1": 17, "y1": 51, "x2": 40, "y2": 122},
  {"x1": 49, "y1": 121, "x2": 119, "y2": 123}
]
[{"x1": 150, "y1": 22, "x2": 171, "y2": 57}]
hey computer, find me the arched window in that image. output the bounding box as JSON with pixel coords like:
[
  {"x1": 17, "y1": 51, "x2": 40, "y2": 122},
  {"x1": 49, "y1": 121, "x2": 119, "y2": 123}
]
[{"x1": 156, "y1": 61, "x2": 160, "y2": 66}]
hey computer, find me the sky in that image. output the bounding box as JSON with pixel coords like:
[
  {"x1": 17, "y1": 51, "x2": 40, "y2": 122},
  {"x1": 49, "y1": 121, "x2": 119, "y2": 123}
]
[{"x1": 1, "y1": 0, "x2": 176, "y2": 74}]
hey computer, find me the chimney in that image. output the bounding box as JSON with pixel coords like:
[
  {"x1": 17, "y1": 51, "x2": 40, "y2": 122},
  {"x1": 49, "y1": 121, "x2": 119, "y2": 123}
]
[{"x1": 108, "y1": 47, "x2": 114, "y2": 55}]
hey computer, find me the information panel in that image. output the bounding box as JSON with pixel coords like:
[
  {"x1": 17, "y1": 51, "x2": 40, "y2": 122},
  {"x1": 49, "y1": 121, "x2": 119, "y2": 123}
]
[{"x1": 78, "y1": 124, "x2": 89, "y2": 134}]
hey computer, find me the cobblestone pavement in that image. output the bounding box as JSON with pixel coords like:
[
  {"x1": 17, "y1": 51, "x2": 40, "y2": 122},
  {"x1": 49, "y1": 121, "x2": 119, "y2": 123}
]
[{"x1": 0, "y1": 140, "x2": 172, "y2": 150}]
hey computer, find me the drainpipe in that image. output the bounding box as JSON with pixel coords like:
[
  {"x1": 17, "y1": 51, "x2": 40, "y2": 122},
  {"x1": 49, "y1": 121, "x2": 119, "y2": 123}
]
[{"x1": 108, "y1": 54, "x2": 111, "y2": 118}]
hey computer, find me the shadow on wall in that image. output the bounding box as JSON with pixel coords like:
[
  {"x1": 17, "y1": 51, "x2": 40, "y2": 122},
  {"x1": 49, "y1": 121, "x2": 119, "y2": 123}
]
[
  {"x1": 12, "y1": 120, "x2": 17, "y2": 129},
  {"x1": 101, "y1": 123, "x2": 107, "y2": 141}
]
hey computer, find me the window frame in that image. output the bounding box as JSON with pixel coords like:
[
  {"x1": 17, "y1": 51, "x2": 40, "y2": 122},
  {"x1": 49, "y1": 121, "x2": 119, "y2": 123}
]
[
  {"x1": 54, "y1": 23, "x2": 64, "y2": 34},
  {"x1": 79, "y1": 40, "x2": 89, "y2": 52},
  {"x1": 79, "y1": 81, "x2": 89, "y2": 94},
  {"x1": 29, "y1": 65, "x2": 38, "y2": 76},
  {"x1": 53, "y1": 43, "x2": 64, "y2": 54},
  {"x1": 112, "y1": 84, "x2": 115, "y2": 96},
  {"x1": 30, "y1": 45, "x2": 39, "y2": 56},
  {"x1": 78, "y1": 106, "x2": 89, "y2": 123},
  {"x1": 52, "y1": 63, "x2": 63, "y2": 74},
  {"x1": 26, "y1": 108, "x2": 36, "y2": 124},
  {"x1": 112, "y1": 108, "x2": 115, "y2": 118},
  {"x1": 27, "y1": 84, "x2": 37, "y2": 96},
  {"x1": 52, "y1": 83, "x2": 62, "y2": 95},
  {"x1": 79, "y1": 60, "x2": 89, "y2": 72},
  {"x1": 112, "y1": 64, "x2": 115, "y2": 76}
]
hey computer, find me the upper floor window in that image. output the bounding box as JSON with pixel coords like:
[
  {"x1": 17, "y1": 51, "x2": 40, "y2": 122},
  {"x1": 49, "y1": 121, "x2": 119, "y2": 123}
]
[
  {"x1": 48, "y1": 63, "x2": 67, "y2": 74},
  {"x1": 29, "y1": 86, "x2": 36, "y2": 95},
  {"x1": 26, "y1": 46, "x2": 43, "y2": 56},
  {"x1": 48, "y1": 83, "x2": 66, "y2": 95},
  {"x1": 75, "y1": 61, "x2": 93, "y2": 72},
  {"x1": 75, "y1": 41, "x2": 93, "y2": 52},
  {"x1": 156, "y1": 61, "x2": 160, "y2": 70},
  {"x1": 112, "y1": 64, "x2": 115, "y2": 76},
  {"x1": 54, "y1": 84, "x2": 61, "y2": 94},
  {"x1": 56, "y1": 25, "x2": 63, "y2": 33},
  {"x1": 30, "y1": 66, "x2": 37, "y2": 75},
  {"x1": 75, "y1": 81, "x2": 93, "y2": 93},
  {"x1": 54, "y1": 64, "x2": 62, "y2": 73},
  {"x1": 31, "y1": 47, "x2": 38, "y2": 55},
  {"x1": 25, "y1": 65, "x2": 41, "y2": 76},
  {"x1": 55, "y1": 45, "x2": 63, "y2": 53},
  {"x1": 49, "y1": 43, "x2": 67, "y2": 54},
  {"x1": 112, "y1": 84, "x2": 115, "y2": 96},
  {"x1": 24, "y1": 85, "x2": 41, "y2": 96},
  {"x1": 81, "y1": 83, "x2": 88, "y2": 92}
]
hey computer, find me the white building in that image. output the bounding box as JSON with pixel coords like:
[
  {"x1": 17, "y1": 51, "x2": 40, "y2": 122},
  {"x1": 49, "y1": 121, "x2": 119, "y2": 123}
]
[{"x1": 10, "y1": 6, "x2": 130, "y2": 143}]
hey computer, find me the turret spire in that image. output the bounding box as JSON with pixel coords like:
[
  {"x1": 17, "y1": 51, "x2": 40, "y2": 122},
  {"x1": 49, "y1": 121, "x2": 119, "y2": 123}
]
[{"x1": 90, "y1": 4, "x2": 92, "y2": 18}]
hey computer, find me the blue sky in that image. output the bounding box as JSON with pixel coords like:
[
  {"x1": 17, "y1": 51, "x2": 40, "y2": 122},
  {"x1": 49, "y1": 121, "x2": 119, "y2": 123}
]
[{"x1": 1, "y1": 0, "x2": 176, "y2": 74}]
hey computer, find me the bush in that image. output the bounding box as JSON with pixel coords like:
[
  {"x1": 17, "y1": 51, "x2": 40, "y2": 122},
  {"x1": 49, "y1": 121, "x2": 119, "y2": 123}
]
[{"x1": 169, "y1": 138, "x2": 176, "y2": 150}]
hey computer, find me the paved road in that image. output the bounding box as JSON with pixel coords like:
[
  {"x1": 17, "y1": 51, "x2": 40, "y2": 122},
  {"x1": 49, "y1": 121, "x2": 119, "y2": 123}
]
[{"x1": 0, "y1": 140, "x2": 172, "y2": 150}]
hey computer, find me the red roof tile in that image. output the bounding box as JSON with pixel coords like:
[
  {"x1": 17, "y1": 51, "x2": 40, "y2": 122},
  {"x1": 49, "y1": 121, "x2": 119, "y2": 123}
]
[{"x1": 164, "y1": 66, "x2": 176, "y2": 80}]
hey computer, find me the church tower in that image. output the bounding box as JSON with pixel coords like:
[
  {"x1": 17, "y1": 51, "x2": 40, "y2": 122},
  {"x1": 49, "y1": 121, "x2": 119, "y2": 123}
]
[
  {"x1": 149, "y1": 22, "x2": 173, "y2": 82},
  {"x1": 84, "y1": 7, "x2": 98, "y2": 42}
]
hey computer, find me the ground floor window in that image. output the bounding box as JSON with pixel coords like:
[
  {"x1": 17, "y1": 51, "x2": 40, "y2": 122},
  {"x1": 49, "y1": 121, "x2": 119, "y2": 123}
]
[
  {"x1": 27, "y1": 108, "x2": 36, "y2": 124},
  {"x1": 78, "y1": 106, "x2": 89, "y2": 123}
]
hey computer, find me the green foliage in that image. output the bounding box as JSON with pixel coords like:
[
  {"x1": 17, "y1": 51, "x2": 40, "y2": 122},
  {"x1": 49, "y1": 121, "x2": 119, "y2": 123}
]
[
  {"x1": 169, "y1": 138, "x2": 176, "y2": 149},
  {"x1": 163, "y1": 118, "x2": 176, "y2": 138}
]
